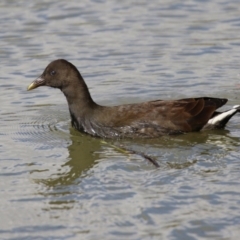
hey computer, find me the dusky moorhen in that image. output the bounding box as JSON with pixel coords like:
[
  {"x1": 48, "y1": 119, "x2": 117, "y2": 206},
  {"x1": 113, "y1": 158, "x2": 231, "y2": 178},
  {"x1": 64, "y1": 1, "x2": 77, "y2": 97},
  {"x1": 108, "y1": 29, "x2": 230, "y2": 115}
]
[{"x1": 27, "y1": 59, "x2": 240, "y2": 138}]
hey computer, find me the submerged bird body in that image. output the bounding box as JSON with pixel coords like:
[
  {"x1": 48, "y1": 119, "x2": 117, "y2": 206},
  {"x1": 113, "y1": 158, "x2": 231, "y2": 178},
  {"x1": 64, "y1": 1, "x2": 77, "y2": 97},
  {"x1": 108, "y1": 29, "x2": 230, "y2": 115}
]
[{"x1": 27, "y1": 59, "x2": 240, "y2": 139}]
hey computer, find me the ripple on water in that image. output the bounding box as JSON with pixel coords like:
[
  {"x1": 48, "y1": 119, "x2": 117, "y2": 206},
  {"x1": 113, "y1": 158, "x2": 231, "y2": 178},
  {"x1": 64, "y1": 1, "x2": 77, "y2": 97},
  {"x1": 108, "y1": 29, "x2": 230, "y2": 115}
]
[{"x1": 0, "y1": 104, "x2": 71, "y2": 149}]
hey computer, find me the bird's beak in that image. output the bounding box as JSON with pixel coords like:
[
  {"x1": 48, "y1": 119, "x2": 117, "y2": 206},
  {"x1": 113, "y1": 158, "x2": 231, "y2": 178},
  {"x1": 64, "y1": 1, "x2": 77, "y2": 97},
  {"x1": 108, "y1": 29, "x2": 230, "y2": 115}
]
[{"x1": 27, "y1": 76, "x2": 46, "y2": 91}]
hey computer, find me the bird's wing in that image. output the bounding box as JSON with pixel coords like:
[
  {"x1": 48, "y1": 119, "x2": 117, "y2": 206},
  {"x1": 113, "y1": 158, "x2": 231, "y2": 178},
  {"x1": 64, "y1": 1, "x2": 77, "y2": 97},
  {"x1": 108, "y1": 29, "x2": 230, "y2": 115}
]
[{"x1": 97, "y1": 97, "x2": 228, "y2": 134}]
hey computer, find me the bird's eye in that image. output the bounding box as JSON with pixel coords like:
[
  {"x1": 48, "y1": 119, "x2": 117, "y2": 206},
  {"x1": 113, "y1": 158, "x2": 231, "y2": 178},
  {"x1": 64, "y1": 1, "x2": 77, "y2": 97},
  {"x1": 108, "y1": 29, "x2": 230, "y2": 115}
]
[{"x1": 50, "y1": 70, "x2": 56, "y2": 76}]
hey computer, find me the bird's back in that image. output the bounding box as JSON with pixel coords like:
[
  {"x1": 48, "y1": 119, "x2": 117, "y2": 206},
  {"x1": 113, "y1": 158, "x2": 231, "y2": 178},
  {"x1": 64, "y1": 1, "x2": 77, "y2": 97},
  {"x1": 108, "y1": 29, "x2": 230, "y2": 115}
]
[{"x1": 87, "y1": 97, "x2": 228, "y2": 138}]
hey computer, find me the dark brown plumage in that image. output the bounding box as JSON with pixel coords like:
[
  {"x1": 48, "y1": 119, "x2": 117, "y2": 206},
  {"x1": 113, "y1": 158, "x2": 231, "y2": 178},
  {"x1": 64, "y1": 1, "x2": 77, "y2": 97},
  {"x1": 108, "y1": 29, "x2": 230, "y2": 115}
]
[{"x1": 27, "y1": 59, "x2": 240, "y2": 139}]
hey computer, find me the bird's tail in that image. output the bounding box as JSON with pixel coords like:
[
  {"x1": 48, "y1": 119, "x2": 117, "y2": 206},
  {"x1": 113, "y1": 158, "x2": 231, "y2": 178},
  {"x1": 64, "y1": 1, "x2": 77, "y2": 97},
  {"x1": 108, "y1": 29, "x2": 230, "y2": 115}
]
[{"x1": 203, "y1": 105, "x2": 240, "y2": 130}]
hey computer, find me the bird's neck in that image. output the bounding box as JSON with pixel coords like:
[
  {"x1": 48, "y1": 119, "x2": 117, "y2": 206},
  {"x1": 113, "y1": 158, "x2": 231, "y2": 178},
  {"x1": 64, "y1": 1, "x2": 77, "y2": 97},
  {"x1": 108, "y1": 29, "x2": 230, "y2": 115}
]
[
  {"x1": 61, "y1": 77, "x2": 100, "y2": 131},
  {"x1": 62, "y1": 74, "x2": 98, "y2": 108}
]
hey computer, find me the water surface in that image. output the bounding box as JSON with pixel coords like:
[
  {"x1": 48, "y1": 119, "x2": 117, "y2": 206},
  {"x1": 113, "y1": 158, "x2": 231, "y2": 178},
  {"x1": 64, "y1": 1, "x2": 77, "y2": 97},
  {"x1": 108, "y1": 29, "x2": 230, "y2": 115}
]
[{"x1": 1, "y1": 0, "x2": 240, "y2": 239}]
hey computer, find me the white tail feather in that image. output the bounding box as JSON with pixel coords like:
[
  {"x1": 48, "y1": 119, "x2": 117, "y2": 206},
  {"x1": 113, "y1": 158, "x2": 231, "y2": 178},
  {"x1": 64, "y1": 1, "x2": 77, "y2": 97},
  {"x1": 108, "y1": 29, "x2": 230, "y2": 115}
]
[{"x1": 208, "y1": 108, "x2": 238, "y2": 125}]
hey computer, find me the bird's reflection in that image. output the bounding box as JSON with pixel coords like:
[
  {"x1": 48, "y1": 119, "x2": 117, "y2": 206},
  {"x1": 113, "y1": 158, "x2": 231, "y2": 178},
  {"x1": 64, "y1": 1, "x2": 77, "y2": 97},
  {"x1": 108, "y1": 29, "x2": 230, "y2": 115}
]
[
  {"x1": 34, "y1": 128, "x2": 103, "y2": 187},
  {"x1": 33, "y1": 127, "x2": 240, "y2": 188}
]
